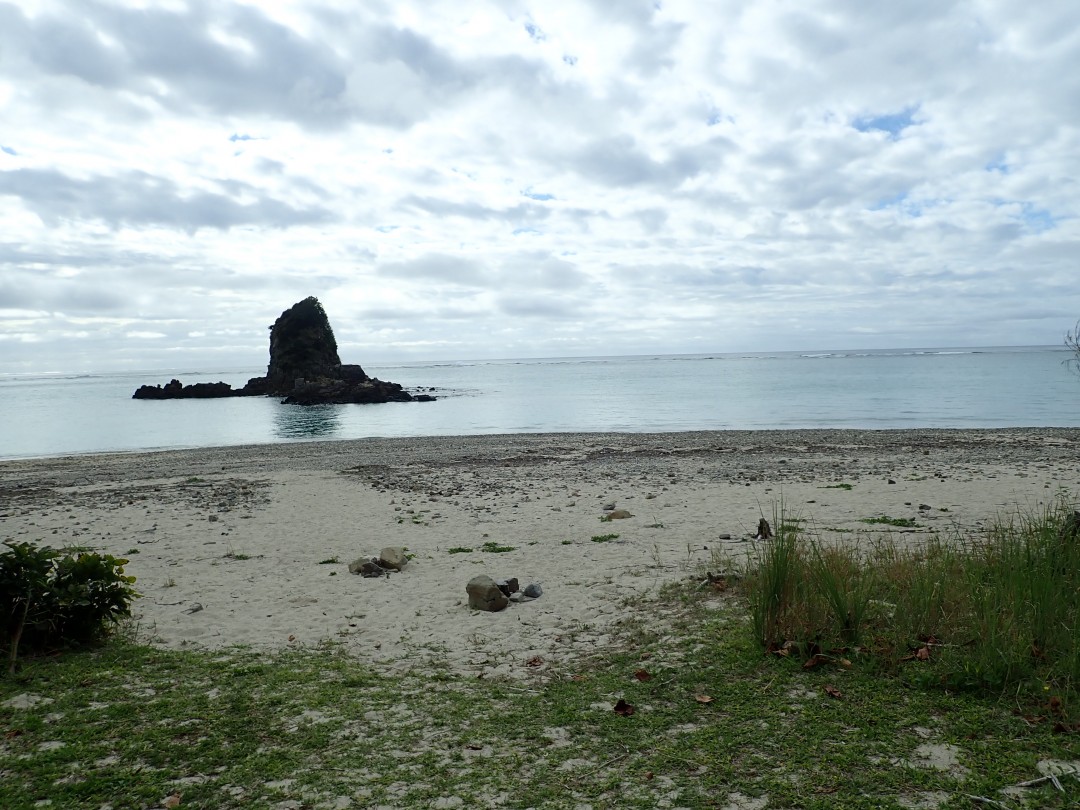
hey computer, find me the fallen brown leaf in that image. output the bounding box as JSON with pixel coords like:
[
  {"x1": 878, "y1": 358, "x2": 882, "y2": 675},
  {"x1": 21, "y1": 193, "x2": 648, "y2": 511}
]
[
  {"x1": 915, "y1": 646, "x2": 930, "y2": 661},
  {"x1": 613, "y1": 699, "x2": 635, "y2": 716},
  {"x1": 525, "y1": 656, "x2": 544, "y2": 667},
  {"x1": 287, "y1": 634, "x2": 296, "y2": 642},
  {"x1": 694, "y1": 695, "x2": 714, "y2": 704},
  {"x1": 803, "y1": 654, "x2": 827, "y2": 670},
  {"x1": 163, "y1": 793, "x2": 182, "y2": 808},
  {"x1": 824, "y1": 685, "x2": 843, "y2": 699},
  {"x1": 633, "y1": 669, "x2": 652, "y2": 682}
]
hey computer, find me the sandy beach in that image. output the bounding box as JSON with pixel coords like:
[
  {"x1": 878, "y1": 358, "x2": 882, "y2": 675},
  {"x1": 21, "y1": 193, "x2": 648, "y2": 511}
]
[{"x1": 2, "y1": 428, "x2": 1077, "y2": 678}]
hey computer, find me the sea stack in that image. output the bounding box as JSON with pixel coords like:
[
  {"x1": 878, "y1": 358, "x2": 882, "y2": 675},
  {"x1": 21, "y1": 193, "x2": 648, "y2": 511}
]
[{"x1": 133, "y1": 296, "x2": 434, "y2": 405}]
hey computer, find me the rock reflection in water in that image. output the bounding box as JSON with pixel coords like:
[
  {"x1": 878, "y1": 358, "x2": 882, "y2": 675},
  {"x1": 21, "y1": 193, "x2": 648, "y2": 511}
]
[{"x1": 274, "y1": 404, "x2": 342, "y2": 439}]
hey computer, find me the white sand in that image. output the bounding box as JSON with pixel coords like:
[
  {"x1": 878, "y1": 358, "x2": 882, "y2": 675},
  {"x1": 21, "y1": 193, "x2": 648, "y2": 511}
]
[{"x1": 2, "y1": 429, "x2": 1077, "y2": 678}]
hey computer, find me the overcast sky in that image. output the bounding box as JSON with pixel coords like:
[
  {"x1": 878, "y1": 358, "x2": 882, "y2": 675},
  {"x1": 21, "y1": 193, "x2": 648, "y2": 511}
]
[{"x1": 1, "y1": 0, "x2": 1078, "y2": 373}]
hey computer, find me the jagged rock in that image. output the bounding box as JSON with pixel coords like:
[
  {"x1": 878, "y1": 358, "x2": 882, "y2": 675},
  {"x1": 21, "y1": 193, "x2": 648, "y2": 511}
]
[
  {"x1": 379, "y1": 546, "x2": 408, "y2": 571},
  {"x1": 133, "y1": 297, "x2": 435, "y2": 405},
  {"x1": 467, "y1": 575, "x2": 509, "y2": 612}
]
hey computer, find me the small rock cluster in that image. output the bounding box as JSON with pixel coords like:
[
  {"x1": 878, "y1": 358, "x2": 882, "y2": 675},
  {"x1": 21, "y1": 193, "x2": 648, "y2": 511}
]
[
  {"x1": 349, "y1": 546, "x2": 409, "y2": 578},
  {"x1": 466, "y1": 575, "x2": 542, "y2": 612}
]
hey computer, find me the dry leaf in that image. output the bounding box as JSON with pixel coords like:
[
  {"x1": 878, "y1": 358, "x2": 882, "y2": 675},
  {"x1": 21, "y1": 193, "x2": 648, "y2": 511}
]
[
  {"x1": 824, "y1": 685, "x2": 843, "y2": 699},
  {"x1": 915, "y1": 646, "x2": 930, "y2": 661},
  {"x1": 633, "y1": 669, "x2": 652, "y2": 682},
  {"x1": 803, "y1": 654, "x2": 826, "y2": 670},
  {"x1": 639, "y1": 652, "x2": 653, "y2": 660},
  {"x1": 694, "y1": 695, "x2": 714, "y2": 704},
  {"x1": 570, "y1": 674, "x2": 587, "y2": 682},
  {"x1": 163, "y1": 793, "x2": 181, "y2": 809},
  {"x1": 287, "y1": 634, "x2": 296, "y2": 642},
  {"x1": 613, "y1": 699, "x2": 635, "y2": 716},
  {"x1": 525, "y1": 656, "x2": 544, "y2": 667}
]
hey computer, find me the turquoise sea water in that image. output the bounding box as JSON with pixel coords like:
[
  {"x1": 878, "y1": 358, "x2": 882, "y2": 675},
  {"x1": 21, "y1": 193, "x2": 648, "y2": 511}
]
[{"x1": 0, "y1": 346, "x2": 1076, "y2": 460}]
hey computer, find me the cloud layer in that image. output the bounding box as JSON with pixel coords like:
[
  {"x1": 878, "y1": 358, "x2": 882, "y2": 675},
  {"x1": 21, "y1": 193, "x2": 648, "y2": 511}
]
[{"x1": 1, "y1": 0, "x2": 1078, "y2": 372}]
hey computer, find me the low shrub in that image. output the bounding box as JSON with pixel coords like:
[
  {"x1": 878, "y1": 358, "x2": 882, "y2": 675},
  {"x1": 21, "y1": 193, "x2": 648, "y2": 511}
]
[{"x1": 1, "y1": 541, "x2": 139, "y2": 673}]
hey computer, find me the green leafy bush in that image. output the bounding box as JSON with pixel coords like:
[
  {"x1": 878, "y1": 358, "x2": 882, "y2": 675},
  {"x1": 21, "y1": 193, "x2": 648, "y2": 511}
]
[{"x1": 1, "y1": 541, "x2": 139, "y2": 672}]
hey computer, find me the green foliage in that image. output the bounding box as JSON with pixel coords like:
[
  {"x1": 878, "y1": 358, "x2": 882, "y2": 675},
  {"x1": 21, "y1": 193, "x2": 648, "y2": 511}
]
[
  {"x1": 740, "y1": 501, "x2": 1080, "y2": 714},
  {"x1": 590, "y1": 533, "x2": 620, "y2": 543},
  {"x1": 447, "y1": 547, "x2": 473, "y2": 554},
  {"x1": 0, "y1": 541, "x2": 139, "y2": 673}
]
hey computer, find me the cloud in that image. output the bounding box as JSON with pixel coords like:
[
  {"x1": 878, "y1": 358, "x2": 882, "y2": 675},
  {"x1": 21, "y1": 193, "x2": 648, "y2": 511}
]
[
  {"x1": 0, "y1": 168, "x2": 332, "y2": 232},
  {"x1": 0, "y1": 0, "x2": 1077, "y2": 373}
]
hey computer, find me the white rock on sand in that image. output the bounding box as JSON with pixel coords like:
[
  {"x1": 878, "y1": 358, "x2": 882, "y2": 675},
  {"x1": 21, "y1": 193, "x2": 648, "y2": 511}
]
[{"x1": 1, "y1": 428, "x2": 1076, "y2": 679}]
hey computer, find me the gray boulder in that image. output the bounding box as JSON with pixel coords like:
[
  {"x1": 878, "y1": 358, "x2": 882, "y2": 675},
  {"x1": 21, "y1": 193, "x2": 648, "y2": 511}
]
[
  {"x1": 379, "y1": 546, "x2": 408, "y2": 571},
  {"x1": 467, "y1": 575, "x2": 509, "y2": 612}
]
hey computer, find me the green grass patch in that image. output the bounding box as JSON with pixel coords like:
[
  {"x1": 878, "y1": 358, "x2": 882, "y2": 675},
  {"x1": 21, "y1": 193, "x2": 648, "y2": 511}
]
[
  {"x1": 2, "y1": 583, "x2": 1077, "y2": 809},
  {"x1": 317, "y1": 557, "x2": 340, "y2": 565},
  {"x1": 590, "y1": 533, "x2": 620, "y2": 543},
  {"x1": 479, "y1": 541, "x2": 514, "y2": 553},
  {"x1": 447, "y1": 547, "x2": 473, "y2": 554}
]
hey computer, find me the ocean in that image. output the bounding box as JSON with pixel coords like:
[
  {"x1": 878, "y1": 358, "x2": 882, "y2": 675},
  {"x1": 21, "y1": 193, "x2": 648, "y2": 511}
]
[{"x1": 1, "y1": 346, "x2": 1077, "y2": 460}]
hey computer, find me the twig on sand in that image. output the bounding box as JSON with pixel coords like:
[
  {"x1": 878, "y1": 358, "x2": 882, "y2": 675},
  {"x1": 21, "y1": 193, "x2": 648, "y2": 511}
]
[
  {"x1": 962, "y1": 794, "x2": 1013, "y2": 810},
  {"x1": 1010, "y1": 768, "x2": 1076, "y2": 791},
  {"x1": 579, "y1": 750, "x2": 630, "y2": 779}
]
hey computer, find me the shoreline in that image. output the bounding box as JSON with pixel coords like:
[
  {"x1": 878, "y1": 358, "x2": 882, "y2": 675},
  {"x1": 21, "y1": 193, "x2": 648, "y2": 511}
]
[
  {"x1": 3, "y1": 425, "x2": 1079, "y2": 482},
  {"x1": 2, "y1": 427, "x2": 1078, "y2": 678}
]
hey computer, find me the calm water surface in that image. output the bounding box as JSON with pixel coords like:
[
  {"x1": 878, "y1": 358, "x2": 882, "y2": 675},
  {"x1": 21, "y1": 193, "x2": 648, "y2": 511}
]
[{"x1": 1, "y1": 347, "x2": 1076, "y2": 459}]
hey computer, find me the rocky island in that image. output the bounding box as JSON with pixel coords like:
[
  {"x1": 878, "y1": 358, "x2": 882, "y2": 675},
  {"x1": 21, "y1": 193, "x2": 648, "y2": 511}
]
[{"x1": 133, "y1": 297, "x2": 434, "y2": 405}]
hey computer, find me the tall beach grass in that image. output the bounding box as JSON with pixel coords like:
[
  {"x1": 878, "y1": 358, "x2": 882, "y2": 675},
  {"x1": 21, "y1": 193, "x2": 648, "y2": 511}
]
[{"x1": 740, "y1": 499, "x2": 1080, "y2": 713}]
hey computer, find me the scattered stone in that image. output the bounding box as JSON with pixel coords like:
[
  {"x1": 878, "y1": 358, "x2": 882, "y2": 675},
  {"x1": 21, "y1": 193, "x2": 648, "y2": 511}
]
[
  {"x1": 496, "y1": 577, "x2": 519, "y2": 597},
  {"x1": 602, "y1": 502, "x2": 616, "y2": 511},
  {"x1": 603, "y1": 509, "x2": 633, "y2": 521},
  {"x1": 378, "y1": 546, "x2": 408, "y2": 571},
  {"x1": 523, "y1": 582, "x2": 543, "y2": 598},
  {"x1": 918, "y1": 504, "x2": 931, "y2": 511},
  {"x1": 208, "y1": 514, "x2": 219, "y2": 522},
  {"x1": 467, "y1": 575, "x2": 509, "y2": 612},
  {"x1": 718, "y1": 533, "x2": 732, "y2": 540},
  {"x1": 888, "y1": 479, "x2": 896, "y2": 484},
  {"x1": 349, "y1": 558, "x2": 386, "y2": 578},
  {"x1": 183, "y1": 603, "x2": 204, "y2": 614}
]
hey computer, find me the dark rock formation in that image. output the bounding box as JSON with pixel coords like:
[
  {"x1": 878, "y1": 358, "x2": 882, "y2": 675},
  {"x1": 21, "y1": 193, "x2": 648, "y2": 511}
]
[
  {"x1": 133, "y1": 297, "x2": 435, "y2": 406},
  {"x1": 133, "y1": 379, "x2": 236, "y2": 400}
]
